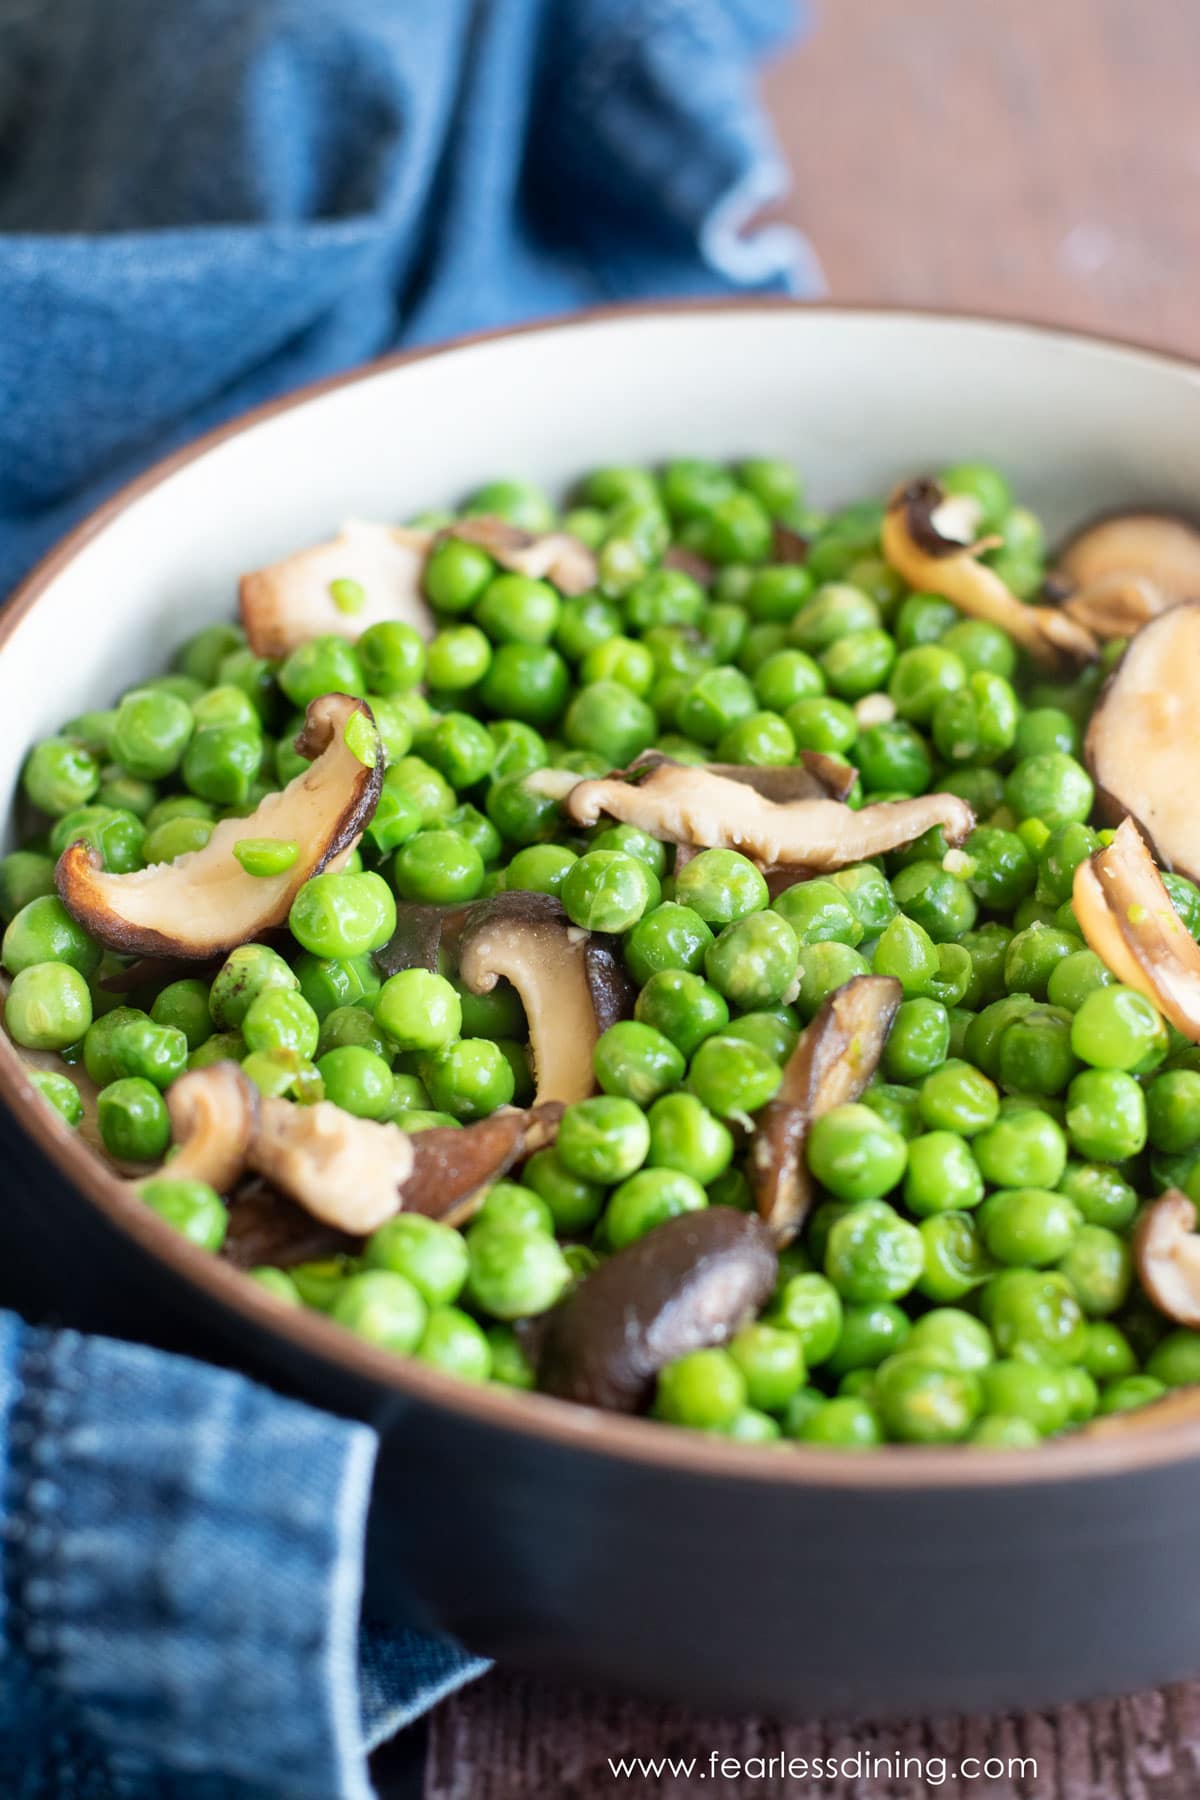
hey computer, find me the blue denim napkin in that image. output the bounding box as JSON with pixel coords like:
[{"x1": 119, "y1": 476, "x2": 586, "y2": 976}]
[
  {"x1": 0, "y1": 0, "x2": 817, "y2": 598},
  {"x1": 0, "y1": 1309, "x2": 488, "y2": 1799},
  {"x1": 0, "y1": 0, "x2": 814, "y2": 1790}
]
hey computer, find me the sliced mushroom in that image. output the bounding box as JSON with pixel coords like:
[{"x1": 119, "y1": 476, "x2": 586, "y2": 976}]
[
  {"x1": 1134, "y1": 1189, "x2": 1200, "y2": 1327},
  {"x1": 882, "y1": 479, "x2": 1098, "y2": 671},
  {"x1": 1054, "y1": 511, "x2": 1200, "y2": 636},
  {"x1": 223, "y1": 1174, "x2": 355, "y2": 1270},
  {"x1": 1073, "y1": 818, "x2": 1200, "y2": 1042},
  {"x1": 247, "y1": 1094, "x2": 562, "y2": 1235},
  {"x1": 443, "y1": 516, "x2": 597, "y2": 596},
  {"x1": 458, "y1": 893, "x2": 599, "y2": 1105},
  {"x1": 537, "y1": 1208, "x2": 778, "y2": 1413},
  {"x1": 162, "y1": 1062, "x2": 259, "y2": 1193},
  {"x1": 1084, "y1": 602, "x2": 1200, "y2": 881},
  {"x1": 662, "y1": 544, "x2": 716, "y2": 584},
  {"x1": 403, "y1": 1102, "x2": 564, "y2": 1228},
  {"x1": 373, "y1": 902, "x2": 471, "y2": 977},
  {"x1": 57, "y1": 693, "x2": 382, "y2": 959},
  {"x1": 750, "y1": 975, "x2": 903, "y2": 1245},
  {"x1": 771, "y1": 521, "x2": 810, "y2": 565},
  {"x1": 583, "y1": 936, "x2": 638, "y2": 1032},
  {"x1": 630, "y1": 749, "x2": 855, "y2": 805},
  {"x1": 240, "y1": 520, "x2": 434, "y2": 658},
  {"x1": 566, "y1": 761, "x2": 974, "y2": 868}
]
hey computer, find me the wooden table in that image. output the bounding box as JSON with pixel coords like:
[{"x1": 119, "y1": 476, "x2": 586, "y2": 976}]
[{"x1": 387, "y1": 3, "x2": 1200, "y2": 1791}]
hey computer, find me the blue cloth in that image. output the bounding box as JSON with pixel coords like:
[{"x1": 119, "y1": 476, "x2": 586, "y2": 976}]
[
  {"x1": 0, "y1": 0, "x2": 817, "y2": 596},
  {"x1": 0, "y1": 0, "x2": 813, "y2": 1790},
  {"x1": 0, "y1": 1309, "x2": 488, "y2": 1798}
]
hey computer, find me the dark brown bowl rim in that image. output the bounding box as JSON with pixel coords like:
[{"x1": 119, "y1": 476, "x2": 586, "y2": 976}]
[{"x1": 5, "y1": 295, "x2": 1200, "y2": 1491}]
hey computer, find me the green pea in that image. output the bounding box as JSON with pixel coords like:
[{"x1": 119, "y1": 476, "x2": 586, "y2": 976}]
[
  {"x1": 98, "y1": 1075, "x2": 169, "y2": 1161},
  {"x1": 807, "y1": 1105, "x2": 908, "y2": 1202},
  {"x1": 561, "y1": 850, "x2": 654, "y2": 933},
  {"x1": 861, "y1": 1082, "x2": 923, "y2": 1141},
  {"x1": 907, "y1": 1307, "x2": 994, "y2": 1372},
  {"x1": 646, "y1": 1091, "x2": 733, "y2": 1185},
  {"x1": 723, "y1": 1008, "x2": 799, "y2": 1064},
  {"x1": 754, "y1": 649, "x2": 825, "y2": 712},
  {"x1": 2, "y1": 895, "x2": 100, "y2": 979},
  {"x1": 1056, "y1": 1224, "x2": 1131, "y2": 1316},
  {"x1": 1004, "y1": 752, "x2": 1094, "y2": 828},
  {"x1": 523, "y1": 1146, "x2": 605, "y2": 1234},
  {"x1": 182, "y1": 724, "x2": 263, "y2": 807},
  {"x1": 1098, "y1": 1376, "x2": 1167, "y2": 1416},
  {"x1": 1071, "y1": 983, "x2": 1169, "y2": 1073},
  {"x1": 452, "y1": 977, "x2": 524, "y2": 1043},
  {"x1": 557, "y1": 1097, "x2": 651, "y2": 1184},
  {"x1": 6, "y1": 962, "x2": 92, "y2": 1050},
  {"x1": 0, "y1": 850, "x2": 56, "y2": 922},
  {"x1": 917, "y1": 1211, "x2": 995, "y2": 1303},
  {"x1": 872, "y1": 911, "x2": 938, "y2": 998},
  {"x1": 419, "y1": 712, "x2": 496, "y2": 789},
  {"x1": 728, "y1": 1322, "x2": 806, "y2": 1414},
  {"x1": 888, "y1": 645, "x2": 966, "y2": 724},
  {"x1": 981, "y1": 1268, "x2": 1086, "y2": 1364},
  {"x1": 1147, "y1": 1069, "x2": 1200, "y2": 1153},
  {"x1": 917, "y1": 1058, "x2": 999, "y2": 1136},
  {"x1": 23, "y1": 736, "x2": 101, "y2": 816},
  {"x1": 465, "y1": 1222, "x2": 570, "y2": 1320},
  {"x1": 820, "y1": 628, "x2": 897, "y2": 701},
  {"x1": 977, "y1": 1187, "x2": 1081, "y2": 1266},
  {"x1": 1057, "y1": 1161, "x2": 1138, "y2": 1230},
  {"x1": 240, "y1": 1049, "x2": 322, "y2": 1102},
  {"x1": 294, "y1": 951, "x2": 380, "y2": 1023},
  {"x1": 593, "y1": 1020, "x2": 685, "y2": 1106},
  {"x1": 995, "y1": 1003, "x2": 1078, "y2": 1098},
  {"x1": 704, "y1": 910, "x2": 798, "y2": 1009},
  {"x1": 795, "y1": 942, "x2": 870, "y2": 1020},
  {"x1": 624, "y1": 904, "x2": 713, "y2": 988},
  {"x1": 242, "y1": 987, "x2": 319, "y2": 1058},
  {"x1": 784, "y1": 695, "x2": 858, "y2": 755},
  {"x1": 477, "y1": 1182, "x2": 554, "y2": 1236},
  {"x1": 902, "y1": 1130, "x2": 984, "y2": 1216},
  {"x1": 687, "y1": 1033, "x2": 781, "y2": 1119},
  {"x1": 974, "y1": 1105, "x2": 1067, "y2": 1189},
  {"x1": 634, "y1": 970, "x2": 729, "y2": 1057},
  {"x1": 139, "y1": 1177, "x2": 227, "y2": 1250},
  {"x1": 187, "y1": 1030, "x2": 246, "y2": 1072},
  {"x1": 824, "y1": 1201, "x2": 924, "y2": 1304},
  {"x1": 420, "y1": 1038, "x2": 514, "y2": 1120},
  {"x1": 1065, "y1": 1068, "x2": 1147, "y2": 1162},
  {"x1": 1146, "y1": 1329, "x2": 1200, "y2": 1388},
  {"x1": 210, "y1": 943, "x2": 298, "y2": 1030},
  {"x1": 110, "y1": 688, "x2": 194, "y2": 780},
  {"x1": 655, "y1": 1347, "x2": 747, "y2": 1430},
  {"x1": 289, "y1": 871, "x2": 396, "y2": 958},
  {"x1": 29, "y1": 1067, "x2": 84, "y2": 1128},
  {"x1": 940, "y1": 618, "x2": 1017, "y2": 679},
  {"x1": 826, "y1": 1300, "x2": 910, "y2": 1376},
  {"x1": 855, "y1": 720, "x2": 932, "y2": 796},
  {"x1": 393, "y1": 830, "x2": 485, "y2": 906},
  {"x1": 604, "y1": 1166, "x2": 708, "y2": 1249},
  {"x1": 772, "y1": 877, "x2": 863, "y2": 948},
  {"x1": 414, "y1": 1307, "x2": 492, "y2": 1382},
  {"x1": 331, "y1": 1270, "x2": 427, "y2": 1352},
  {"x1": 503, "y1": 843, "x2": 578, "y2": 897},
  {"x1": 978, "y1": 1360, "x2": 1072, "y2": 1436},
  {"x1": 878, "y1": 998, "x2": 947, "y2": 1082},
  {"x1": 1080, "y1": 1321, "x2": 1138, "y2": 1383},
  {"x1": 874, "y1": 1351, "x2": 981, "y2": 1444}
]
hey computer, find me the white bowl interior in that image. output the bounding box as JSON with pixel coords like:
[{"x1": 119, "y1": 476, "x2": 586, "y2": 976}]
[{"x1": 5, "y1": 305, "x2": 1200, "y2": 846}]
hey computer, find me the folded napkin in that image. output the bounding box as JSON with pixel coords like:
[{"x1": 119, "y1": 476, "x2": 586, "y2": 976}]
[
  {"x1": 0, "y1": 0, "x2": 814, "y2": 1791},
  {"x1": 0, "y1": 0, "x2": 817, "y2": 596}
]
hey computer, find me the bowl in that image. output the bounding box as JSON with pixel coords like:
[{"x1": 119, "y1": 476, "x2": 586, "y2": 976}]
[{"x1": 4, "y1": 302, "x2": 1200, "y2": 1719}]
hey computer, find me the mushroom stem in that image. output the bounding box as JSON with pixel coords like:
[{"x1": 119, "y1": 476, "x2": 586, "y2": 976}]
[
  {"x1": 163, "y1": 1063, "x2": 260, "y2": 1193},
  {"x1": 882, "y1": 479, "x2": 1098, "y2": 671},
  {"x1": 458, "y1": 893, "x2": 599, "y2": 1106}
]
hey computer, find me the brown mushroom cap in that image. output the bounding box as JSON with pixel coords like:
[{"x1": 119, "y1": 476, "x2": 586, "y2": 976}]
[
  {"x1": 373, "y1": 902, "x2": 471, "y2": 977},
  {"x1": 582, "y1": 935, "x2": 638, "y2": 1032},
  {"x1": 442, "y1": 516, "x2": 597, "y2": 596},
  {"x1": 565, "y1": 760, "x2": 974, "y2": 869},
  {"x1": 1134, "y1": 1189, "x2": 1200, "y2": 1327},
  {"x1": 1055, "y1": 512, "x2": 1200, "y2": 637},
  {"x1": 458, "y1": 893, "x2": 599, "y2": 1105},
  {"x1": 1084, "y1": 602, "x2": 1200, "y2": 882},
  {"x1": 162, "y1": 1062, "x2": 260, "y2": 1193},
  {"x1": 882, "y1": 478, "x2": 1098, "y2": 672},
  {"x1": 629, "y1": 749, "x2": 856, "y2": 805},
  {"x1": 57, "y1": 693, "x2": 382, "y2": 960},
  {"x1": 1073, "y1": 819, "x2": 1200, "y2": 1042},
  {"x1": 223, "y1": 1175, "x2": 355, "y2": 1270},
  {"x1": 750, "y1": 975, "x2": 903, "y2": 1245},
  {"x1": 240, "y1": 520, "x2": 434, "y2": 657},
  {"x1": 537, "y1": 1208, "x2": 778, "y2": 1413}
]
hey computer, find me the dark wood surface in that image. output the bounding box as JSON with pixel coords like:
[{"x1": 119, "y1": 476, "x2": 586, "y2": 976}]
[{"x1": 410, "y1": 5, "x2": 1199, "y2": 1794}]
